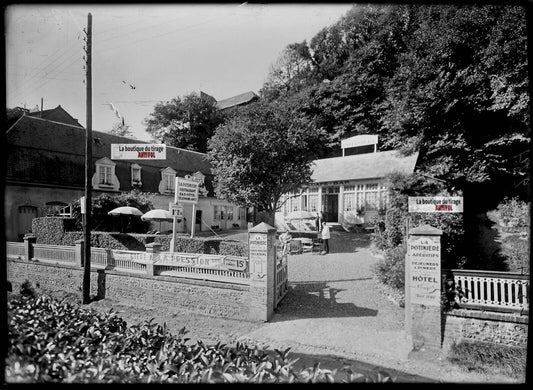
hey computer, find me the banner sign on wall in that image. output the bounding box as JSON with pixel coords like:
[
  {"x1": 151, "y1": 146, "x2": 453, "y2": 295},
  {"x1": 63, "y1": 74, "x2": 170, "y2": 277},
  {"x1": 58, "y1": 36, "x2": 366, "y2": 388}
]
[
  {"x1": 111, "y1": 144, "x2": 166, "y2": 160},
  {"x1": 408, "y1": 196, "x2": 463, "y2": 213}
]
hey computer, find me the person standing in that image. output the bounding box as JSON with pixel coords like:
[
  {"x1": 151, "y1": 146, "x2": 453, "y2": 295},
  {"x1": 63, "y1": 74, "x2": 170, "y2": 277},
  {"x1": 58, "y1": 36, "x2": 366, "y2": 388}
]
[
  {"x1": 320, "y1": 221, "x2": 330, "y2": 255},
  {"x1": 279, "y1": 230, "x2": 292, "y2": 256},
  {"x1": 315, "y1": 211, "x2": 323, "y2": 234}
]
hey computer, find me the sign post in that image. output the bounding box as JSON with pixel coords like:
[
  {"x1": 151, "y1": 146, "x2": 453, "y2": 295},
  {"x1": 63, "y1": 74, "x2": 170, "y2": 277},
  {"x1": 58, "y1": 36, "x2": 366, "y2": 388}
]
[
  {"x1": 405, "y1": 195, "x2": 463, "y2": 357},
  {"x1": 173, "y1": 177, "x2": 199, "y2": 246}
]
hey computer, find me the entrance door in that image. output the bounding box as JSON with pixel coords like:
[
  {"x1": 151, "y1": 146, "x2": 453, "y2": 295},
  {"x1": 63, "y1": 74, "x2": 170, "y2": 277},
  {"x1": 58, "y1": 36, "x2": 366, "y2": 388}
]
[
  {"x1": 18, "y1": 205, "x2": 37, "y2": 239},
  {"x1": 195, "y1": 209, "x2": 202, "y2": 232},
  {"x1": 322, "y1": 187, "x2": 339, "y2": 222}
]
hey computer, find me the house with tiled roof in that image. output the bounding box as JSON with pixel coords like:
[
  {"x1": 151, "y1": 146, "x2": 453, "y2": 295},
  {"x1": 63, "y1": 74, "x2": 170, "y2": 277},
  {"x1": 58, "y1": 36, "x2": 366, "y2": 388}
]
[
  {"x1": 5, "y1": 114, "x2": 247, "y2": 240},
  {"x1": 25, "y1": 104, "x2": 83, "y2": 127},
  {"x1": 216, "y1": 91, "x2": 259, "y2": 110},
  {"x1": 277, "y1": 134, "x2": 419, "y2": 231}
]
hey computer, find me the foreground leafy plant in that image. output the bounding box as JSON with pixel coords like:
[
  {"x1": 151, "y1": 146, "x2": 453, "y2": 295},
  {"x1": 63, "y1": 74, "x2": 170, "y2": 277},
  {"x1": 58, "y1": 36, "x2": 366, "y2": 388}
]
[{"x1": 7, "y1": 293, "x2": 395, "y2": 383}]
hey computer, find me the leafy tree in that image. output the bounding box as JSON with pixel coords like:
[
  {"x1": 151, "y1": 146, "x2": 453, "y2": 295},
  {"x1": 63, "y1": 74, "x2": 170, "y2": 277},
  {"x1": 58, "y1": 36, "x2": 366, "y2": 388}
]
[
  {"x1": 259, "y1": 41, "x2": 318, "y2": 102},
  {"x1": 207, "y1": 100, "x2": 325, "y2": 225},
  {"x1": 109, "y1": 121, "x2": 133, "y2": 137},
  {"x1": 261, "y1": 4, "x2": 529, "y2": 207},
  {"x1": 144, "y1": 92, "x2": 225, "y2": 153},
  {"x1": 378, "y1": 5, "x2": 529, "y2": 207}
]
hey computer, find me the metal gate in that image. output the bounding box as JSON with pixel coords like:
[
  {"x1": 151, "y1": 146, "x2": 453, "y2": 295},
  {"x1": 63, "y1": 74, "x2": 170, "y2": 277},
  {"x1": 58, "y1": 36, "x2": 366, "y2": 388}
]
[{"x1": 274, "y1": 250, "x2": 289, "y2": 308}]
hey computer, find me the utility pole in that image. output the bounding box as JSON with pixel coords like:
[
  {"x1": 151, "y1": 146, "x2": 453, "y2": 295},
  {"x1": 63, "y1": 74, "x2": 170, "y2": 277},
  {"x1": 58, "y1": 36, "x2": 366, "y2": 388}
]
[{"x1": 82, "y1": 13, "x2": 92, "y2": 304}]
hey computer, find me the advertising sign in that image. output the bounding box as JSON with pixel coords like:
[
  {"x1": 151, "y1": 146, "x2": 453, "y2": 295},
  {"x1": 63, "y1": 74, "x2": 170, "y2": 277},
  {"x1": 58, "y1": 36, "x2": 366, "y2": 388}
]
[
  {"x1": 408, "y1": 196, "x2": 463, "y2": 213},
  {"x1": 157, "y1": 253, "x2": 247, "y2": 271},
  {"x1": 111, "y1": 144, "x2": 166, "y2": 160},
  {"x1": 175, "y1": 177, "x2": 199, "y2": 204},
  {"x1": 408, "y1": 235, "x2": 441, "y2": 306},
  {"x1": 341, "y1": 134, "x2": 378, "y2": 149},
  {"x1": 169, "y1": 203, "x2": 183, "y2": 218}
]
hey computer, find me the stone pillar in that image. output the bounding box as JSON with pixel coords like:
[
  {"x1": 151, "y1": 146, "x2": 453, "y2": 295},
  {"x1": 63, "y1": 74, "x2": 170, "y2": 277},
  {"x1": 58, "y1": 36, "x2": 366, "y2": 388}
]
[
  {"x1": 145, "y1": 242, "x2": 161, "y2": 276},
  {"x1": 248, "y1": 222, "x2": 277, "y2": 322},
  {"x1": 75, "y1": 239, "x2": 85, "y2": 267},
  {"x1": 23, "y1": 234, "x2": 36, "y2": 261},
  {"x1": 405, "y1": 224, "x2": 443, "y2": 357}
]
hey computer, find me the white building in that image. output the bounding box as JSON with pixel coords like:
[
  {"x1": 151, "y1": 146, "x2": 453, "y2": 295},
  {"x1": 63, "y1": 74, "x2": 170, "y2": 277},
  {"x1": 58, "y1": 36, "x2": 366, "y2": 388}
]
[{"x1": 277, "y1": 135, "x2": 419, "y2": 231}]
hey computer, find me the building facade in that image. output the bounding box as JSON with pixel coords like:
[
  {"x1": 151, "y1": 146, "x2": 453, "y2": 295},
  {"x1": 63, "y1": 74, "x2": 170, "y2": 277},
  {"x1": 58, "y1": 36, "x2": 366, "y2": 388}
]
[
  {"x1": 276, "y1": 135, "x2": 419, "y2": 231},
  {"x1": 5, "y1": 113, "x2": 246, "y2": 241}
]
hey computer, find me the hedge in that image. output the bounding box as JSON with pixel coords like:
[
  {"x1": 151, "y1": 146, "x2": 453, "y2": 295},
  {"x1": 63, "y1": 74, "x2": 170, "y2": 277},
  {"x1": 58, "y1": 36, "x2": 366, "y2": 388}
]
[
  {"x1": 6, "y1": 292, "x2": 395, "y2": 383},
  {"x1": 31, "y1": 218, "x2": 248, "y2": 256}
]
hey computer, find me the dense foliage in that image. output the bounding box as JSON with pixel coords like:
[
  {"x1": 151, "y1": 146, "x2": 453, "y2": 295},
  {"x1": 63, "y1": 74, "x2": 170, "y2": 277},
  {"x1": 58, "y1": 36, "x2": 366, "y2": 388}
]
[
  {"x1": 207, "y1": 99, "x2": 325, "y2": 224},
  {"x1": 7, "y1": 293, "x2": 395, "y2": 383},
  {"x1": 144, "y1": 92, "x2": 225, "y2": 153},
  {"x1": 371, "y1": 172, "x2": 466, "y2": 269},
  {"x1": 261, "y1": 4, "x2": 529, "y2": 206}
]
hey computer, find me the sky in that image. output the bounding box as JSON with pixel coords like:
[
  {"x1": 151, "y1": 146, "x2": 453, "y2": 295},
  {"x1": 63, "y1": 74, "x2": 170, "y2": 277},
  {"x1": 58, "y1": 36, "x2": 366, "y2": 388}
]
[{"x1": 6, "y1": 3, "x2": 355, "y2": 142}]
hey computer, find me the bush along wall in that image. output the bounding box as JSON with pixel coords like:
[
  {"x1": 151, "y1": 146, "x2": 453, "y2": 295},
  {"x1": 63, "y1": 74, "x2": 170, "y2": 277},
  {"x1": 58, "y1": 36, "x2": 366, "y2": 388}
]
[
  {"x1": 31, "y1": 217, "x2": 77, "y2": 245},
  {"x1": 30, "y1": 219, "x2": 248, "y2": 256},
  {"x1": 369, "y1": 172, "x2": 466, "y2": 303}
]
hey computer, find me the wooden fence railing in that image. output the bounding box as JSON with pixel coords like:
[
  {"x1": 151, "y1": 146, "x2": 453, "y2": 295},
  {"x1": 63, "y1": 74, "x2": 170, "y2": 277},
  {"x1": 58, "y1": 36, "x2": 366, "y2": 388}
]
[
  {"x1": 6, "y1": 242, "x2": 25, "y2": 260},
  {"x1": 444, "y1": 269, "x2": 529, "y2": 314},
  {"x1": 32, "y1": 244, "x2": 76, "y2": 265}
]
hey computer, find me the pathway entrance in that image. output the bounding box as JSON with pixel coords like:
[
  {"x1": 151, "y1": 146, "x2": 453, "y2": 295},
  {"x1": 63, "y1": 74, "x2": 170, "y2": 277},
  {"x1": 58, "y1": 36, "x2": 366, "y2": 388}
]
[{"x1": 238, "y1": 230, "x2": 412, "y2": 363}]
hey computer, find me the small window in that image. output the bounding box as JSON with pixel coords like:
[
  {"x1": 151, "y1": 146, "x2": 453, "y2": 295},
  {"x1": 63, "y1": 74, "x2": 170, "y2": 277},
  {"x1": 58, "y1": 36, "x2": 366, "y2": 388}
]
[
  {"x1": 131, "y1": 163, "x2": 142, "y2": 186},
  {"x1": 159, "y1": 167, "x2": 176, "y2": 194},
  {"x1": 99, "y1": 165, "x2": 112, "y2": 185},
  {"x1": 226, "y1": 206, "x2": 234, "y2": 220},
  {"x1": 92, "y1": 157, "x2": 119, "y2": 191}
]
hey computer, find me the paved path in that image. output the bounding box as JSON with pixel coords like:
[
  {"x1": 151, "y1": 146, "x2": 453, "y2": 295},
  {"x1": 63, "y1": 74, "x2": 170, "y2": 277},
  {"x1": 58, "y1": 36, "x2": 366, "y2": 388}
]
[
  {"x1": 238, "y1": 231, "x2": 412, "y2": 362},
  {"x1": 235, "y1": 231, "x2": 519, "y2": 383}
]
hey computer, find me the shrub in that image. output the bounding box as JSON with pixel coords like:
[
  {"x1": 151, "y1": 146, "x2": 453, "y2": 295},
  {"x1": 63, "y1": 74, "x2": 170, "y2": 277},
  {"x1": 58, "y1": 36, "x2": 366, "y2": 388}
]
[
  {"x1": 32, "y1": 217, "x2": 76, "y2": 245},
  {"x1": 495, "y1": 197, "x2": 530, "y2": 232},
  {"x1": 70, "y1": 190, "x2": 154, "y2": 233},
  {"x1": 6, "y1": 293, "x2": 395, "y2": 383},
  {"x1": 370, "y1": 172, "x2": 466, "y2": 269},
  {"x1": 500, "y1": 235, "x2": 530, "y2": 274},
  {"x1": 372, "y1": 245, "x2": 406, "y2": 291},
  {"x1": 447, "y1": 340, "x2": 527, "y2": 379}
]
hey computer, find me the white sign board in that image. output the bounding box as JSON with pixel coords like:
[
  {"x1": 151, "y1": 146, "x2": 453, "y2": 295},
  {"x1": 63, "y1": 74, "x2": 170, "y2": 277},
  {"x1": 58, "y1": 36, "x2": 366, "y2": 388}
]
[
  {"x1": 169, "y1": 203, "x2": 183, "y2": 218},
  {"x1": 408, "y1": 197, "x2": 463, "y2": 213},
  {"x1": 80, "y1": 196, "x2": 86, "y2": 214},
  {"x1": 111, "y1": 144, "x2": 166, "y2": 160},
  {"x1": 175, "y1": 177, "x2": 199, "y2": 204},
  {"x1": 341, "y1": 134, "x2": 378, "y2": 149},
  {"x1": 408, "y1": 235, "x2": 441, "y2": 306}
]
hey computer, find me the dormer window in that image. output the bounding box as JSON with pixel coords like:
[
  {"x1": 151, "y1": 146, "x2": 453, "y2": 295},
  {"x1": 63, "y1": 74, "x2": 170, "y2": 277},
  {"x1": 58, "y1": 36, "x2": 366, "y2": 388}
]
[
  {"x1": 158, "y1": 167, "x2": 176, "y2": 194},
  {"x1": 92, "y1": 157, "x2": 120, "y2": 191},
  {"x1": 131, "y1": 163, "x2": 142, "y2": 186},
  {"x1": 100, "y1": 165, "x2": 112, "y2": 185}
]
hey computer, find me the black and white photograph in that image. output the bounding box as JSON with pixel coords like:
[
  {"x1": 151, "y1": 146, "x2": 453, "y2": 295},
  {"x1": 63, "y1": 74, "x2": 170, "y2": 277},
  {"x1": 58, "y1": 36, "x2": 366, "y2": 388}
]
[{"x1": 3, "y1": 2, "x2": 530, "y2": 384}]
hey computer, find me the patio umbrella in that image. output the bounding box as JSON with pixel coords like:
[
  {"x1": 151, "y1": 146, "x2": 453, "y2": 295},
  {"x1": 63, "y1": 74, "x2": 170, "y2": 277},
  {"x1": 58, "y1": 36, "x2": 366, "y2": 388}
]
[
  {"x1": 107, "y1": 206, "x2": 143, "y2": 232},
  {"x1": 141, "y1": 209, "x2": 173, "y2": 232}
]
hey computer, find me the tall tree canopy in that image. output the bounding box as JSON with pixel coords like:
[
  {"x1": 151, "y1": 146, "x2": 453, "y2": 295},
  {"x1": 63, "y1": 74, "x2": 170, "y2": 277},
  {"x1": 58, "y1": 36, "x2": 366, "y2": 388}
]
[
  {"x1": 260, "y1": 4, "x2": 529, "y2": 206},
  {"x1": 207, "y1": 99, "x2": 325, "y2": 224},
  {"x1": 144, "y1": 92, "x2": 225, "y2": 153}
]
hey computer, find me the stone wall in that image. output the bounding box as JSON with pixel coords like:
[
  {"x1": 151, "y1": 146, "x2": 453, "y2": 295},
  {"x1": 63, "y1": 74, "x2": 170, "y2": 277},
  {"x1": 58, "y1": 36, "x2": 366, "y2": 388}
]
[
  {"x1": 442, "y1": 309, "x2": 528, "y2": 351},
  {"x1": 7, "y1": 258, "x2": 259, "y2": 322}
]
